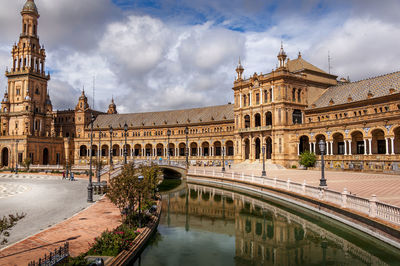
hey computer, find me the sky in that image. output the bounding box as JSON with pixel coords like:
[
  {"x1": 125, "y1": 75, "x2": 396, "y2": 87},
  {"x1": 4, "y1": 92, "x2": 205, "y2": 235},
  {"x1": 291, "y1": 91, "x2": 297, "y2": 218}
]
[{"x1": 0, "y1": 0, "x2": 400, "y2": 113}]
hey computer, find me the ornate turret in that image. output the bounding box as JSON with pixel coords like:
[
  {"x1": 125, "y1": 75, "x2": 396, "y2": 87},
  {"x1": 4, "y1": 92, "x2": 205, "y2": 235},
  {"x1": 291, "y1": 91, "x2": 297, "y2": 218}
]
[
  {"x1": 21, "y1": 0, "x2": 39, "y2": 17},
  {"x1": 277, "y1": 42, "x2": 287, "y2": 69},
  {"x1": 107, "y1": 97, "x2": 117, "y2": 114},
  {"x1": 235, "y1": 57, "x2": 244, "y2": 81},
  {"x1": 75, "y1": 90, "x2": 89, "y2": 111}
]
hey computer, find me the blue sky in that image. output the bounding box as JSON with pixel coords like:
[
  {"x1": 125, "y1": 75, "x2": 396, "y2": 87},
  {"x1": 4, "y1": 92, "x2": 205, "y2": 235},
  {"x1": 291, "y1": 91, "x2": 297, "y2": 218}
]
[{"x1": 0, "y1": 0, "x2": 399, "y2": 112}]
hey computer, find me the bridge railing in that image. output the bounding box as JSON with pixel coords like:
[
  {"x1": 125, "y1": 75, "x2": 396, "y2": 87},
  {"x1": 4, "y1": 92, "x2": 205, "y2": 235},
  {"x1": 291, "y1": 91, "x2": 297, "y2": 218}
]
[{"x1": 187, "y1": 168, "x2": 400, "y2": 226}]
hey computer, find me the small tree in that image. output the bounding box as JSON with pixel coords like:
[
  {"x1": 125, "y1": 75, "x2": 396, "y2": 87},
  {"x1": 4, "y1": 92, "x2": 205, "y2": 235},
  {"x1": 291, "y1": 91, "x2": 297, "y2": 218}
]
[
  {"x1": 1, "y1": 213, "x2": 25, "y2": 245},
  {"x1": 22, "y1": 158, "x2": 31, "y2": 171},
  {"x1": 299, "y1": 151, "x2": 317, "y2": 169}
]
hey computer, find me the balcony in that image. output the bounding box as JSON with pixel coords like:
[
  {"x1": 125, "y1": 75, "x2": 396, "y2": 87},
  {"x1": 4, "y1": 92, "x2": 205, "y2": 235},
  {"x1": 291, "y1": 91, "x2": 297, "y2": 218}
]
[{"x1": 238, "y1": 125, "x2": 272, "y2": 133}]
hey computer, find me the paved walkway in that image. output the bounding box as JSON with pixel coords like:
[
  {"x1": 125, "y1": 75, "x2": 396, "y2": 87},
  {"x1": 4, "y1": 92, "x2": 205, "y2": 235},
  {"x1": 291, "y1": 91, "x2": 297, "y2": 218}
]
[
  {"x1": 190, "y1": 165, "x2": 400, "y2": 207},
  {"x1": 0, "y1": 197, "x2": 121, "y2": 265}
]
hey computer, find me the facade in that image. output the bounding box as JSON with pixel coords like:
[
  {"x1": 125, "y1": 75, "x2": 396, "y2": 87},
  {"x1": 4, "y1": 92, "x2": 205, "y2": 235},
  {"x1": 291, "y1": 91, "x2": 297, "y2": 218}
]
[{"x1": 1, "y1": 0, "x2": 400, "y2": 172}]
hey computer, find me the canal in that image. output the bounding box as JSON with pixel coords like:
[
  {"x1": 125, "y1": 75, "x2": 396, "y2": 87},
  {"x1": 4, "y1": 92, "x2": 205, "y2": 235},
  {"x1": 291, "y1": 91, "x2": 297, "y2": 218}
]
[{"x1": 133, "y1": 180, "x2": 400, "y2": 265}]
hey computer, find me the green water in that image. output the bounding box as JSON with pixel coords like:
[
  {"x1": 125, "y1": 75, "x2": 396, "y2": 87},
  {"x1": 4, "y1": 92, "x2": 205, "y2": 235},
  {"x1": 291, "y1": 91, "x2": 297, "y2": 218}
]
[{"x1": 133, "y1": 181, "x2": 400, "y2": 266}]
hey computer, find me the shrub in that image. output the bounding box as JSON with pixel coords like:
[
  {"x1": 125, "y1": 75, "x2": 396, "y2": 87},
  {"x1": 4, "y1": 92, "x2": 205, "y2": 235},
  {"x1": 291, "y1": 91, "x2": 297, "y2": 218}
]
[
  {"x1": 299, "y1": 151, "x2": 317, "y2": 169},
  {"x1": 291, "y1": 165, "x2": 297, "y2": 169}
]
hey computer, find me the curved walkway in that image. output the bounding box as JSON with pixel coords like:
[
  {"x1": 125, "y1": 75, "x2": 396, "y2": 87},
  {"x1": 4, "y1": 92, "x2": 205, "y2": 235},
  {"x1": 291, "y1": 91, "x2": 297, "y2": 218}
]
[{"x1": 191, "y1": 166, "x2": 400, "y2": 206}]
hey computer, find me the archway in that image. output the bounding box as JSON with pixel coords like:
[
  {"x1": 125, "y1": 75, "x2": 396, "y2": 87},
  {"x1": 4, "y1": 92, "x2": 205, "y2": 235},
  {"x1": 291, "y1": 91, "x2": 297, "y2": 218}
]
[
  {"x1": 145, "y1": 144, "x2": 152, "y2": 156},
  {"x1": 79, "y1": 145, "x2": 87, "y2": 157},
  {"x1": 190, "y1": 142, "x2": 198, "y2": 156},
  {"x1": 113, "y1": 144, "x2": 120, "y2": 156},
  {"x1": 244, "y1": 139, "x2": 250, "y2": 160},
  {"x1": 156, "y1": 143, "x2": 164, "y2": 156},
  {"x1": 299, "y1": 136, "x2": 309, "y2": 154},
  {"x1": 226, "y1": 141, "x2": 234, "y2": 156},
  {"x1": 351, "y1": 131, "x2": 364, "y2": 155},
  {"x1": 168, "y1": 143, "x2": 175, "y2": 157},
  {"x1": 134, "y1": 144, "x2": 141, "y2": 156},
  {"x1": 265, "y1": 112, "x2": 272, "y2": 126},
  {"x1": 244, "y1": 115, "x2": 250, "y2": 128},
  {"x1": 292, "y1": 110, "x2": 302, "y2": 124},
  {"x1": 255, "y1": 138, "x2": 261, "y2": 159},
  {"x1": 266, "y1": 137, "x2": 272, "y2": 159},
  {"x1": 214, "y1": 141, "x2": 222, "y2": 156},
  {"x1": 371, "y1": 129, "x2": 385, "y2": 154},
  {"x1": 394, "y1": 127, "x2": 400, "y2": 154},
  {"x1": 315, "y1": 134, "x2": 326, "y2": 155},
  {"x1": 43, "y1": 148, "x2": 49, "y2": 165},
  {"x1": 101, "y1": 145, "x2": 109, "y2": 157},
  {"x1": 333, "y1": 133, "x2": 344, "y2": 155},
  {"x1": 179, "y1": 143, "x2": 186, "y2": 156},
  {"x1": 123, "y1": 144, "x2": 131, "y2": 157},
  {"x1": 91, "y1": 145, "x2": 98, "y2": 156},
  {"x1": 2, "y1": 148, "x2": 9, "y2": 167},
  {"x1": 201, "y1": 142, "x2": 209, "y2": 156},
  {"x1": 254, "y1": 113, "x2": 261, "y2": 127}
]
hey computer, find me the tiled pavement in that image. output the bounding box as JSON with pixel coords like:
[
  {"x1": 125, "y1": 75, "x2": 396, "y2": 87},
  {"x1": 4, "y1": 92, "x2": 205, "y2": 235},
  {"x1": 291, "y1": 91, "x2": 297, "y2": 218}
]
[
  {"x1": 0, "y1": 197, "x2": 121, "y2": 266},
  {"x1": 190, "y1": 166, "x2": 400, "y2": 207}
]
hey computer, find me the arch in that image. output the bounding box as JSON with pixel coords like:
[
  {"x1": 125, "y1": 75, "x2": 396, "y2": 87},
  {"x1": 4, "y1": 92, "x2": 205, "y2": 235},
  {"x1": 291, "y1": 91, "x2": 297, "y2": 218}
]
[
  {"x1": 112, "y1": 144, "x2": 120, "y2": 156},
  {"x1": 332, "y1": 132, "x2": 344, "y2": 155},
  {"x1": 190, "y1": 142, "x2": 198, "y2": 156},
  {"x1": 201, "y1": 142, "x2": 209, "y2": 156},
  {"x1": 156, "y1": 143, "x2": 164, "y2": 156},
  {"x1": 226, "y1": 140, "x2": 234, "y2": 156},
  {"x1": 265, "y1": 112, "x2": 272, "y2": 126},
  {"x1": 168, "y1": 143, "x2": 175, "y2": 157},
  {"x1": 371, "y1": 129, "x2": 386, "y2": 154},
  {"x1": 101, "y1": 144, "x2": 109, "y2": 157},
  {"x1": 393, "y1": 127, "x2": 400, "y2": 154},
  {"x1": 145, "y1": 144, "x2": 153, "y2": 156},
  {"x1": 80, "y1": 145, "x2": 88, "y2": 157},
  {"x1": 91, "y1": 145, "x2": 98, "y2": 156},
  {"x1": 254, "y1": 113, "x2": 261, "y2": 127},
  {"x1": 299, "y1": 135, "x2": 309, "y2": 154},
  {"x1": 43, "y1": 148, "x2": 49, "y2": 165},
  {"x1": 266, "y1": 137, "x2": 272, "y2": 159},
  {"x1": 123, "y1": 144, "x2": 131, "y2": 156},
  {"x1": 134, "y1": 144, "x2": 142, "y2": 156},
  {"x1": 315, "y1": 134, "x2": 326, "y2": 155},
  {"x1": 292, "y1": 110, "x2": 302, "y2": 124},
  {"x1": 244, "y1": 138, "x2": 250, "y2": 160},
  {"x1": 244, "y1": 115, "x2": 250, "y2": 128},
  {"x1": 214, "y1": 141, "x2": 222, "y2": 156},
  {"x1": 178, "y1": 143, "x2": 186, "y2": 156},
  {"x1": 2, "y1": 147, "x2": 9, "y2": 167},
  {"x1": 351, "y1": 131, "x2": 364, "y2": 155},
  {"x1": 255, "y1": 138, "x2": 261, "y2": 159}
]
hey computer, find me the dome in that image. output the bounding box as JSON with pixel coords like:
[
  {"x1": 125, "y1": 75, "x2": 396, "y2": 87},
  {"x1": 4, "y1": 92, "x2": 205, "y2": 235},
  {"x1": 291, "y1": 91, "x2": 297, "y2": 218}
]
[{"x1": 22, "y1": 0, "x2": 38, "y2": 14}]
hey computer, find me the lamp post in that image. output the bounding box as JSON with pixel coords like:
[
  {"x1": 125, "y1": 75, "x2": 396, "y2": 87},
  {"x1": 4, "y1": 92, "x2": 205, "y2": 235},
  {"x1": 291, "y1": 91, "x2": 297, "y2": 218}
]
[
  {"x1": 109, "y1": 126, "x2": 113, "y2": 166},
  {"x1": 185, "y1": 126, "x2": 189, "y2": 168},
  {"x1": 222, "y1": 146, "x2": 225, "y2": 172},
  {"x1": 319, "y1": 139, "x2": 327, "y2": 187},
  {"x1": 167, "y1": 129, "x2": 171, "y2": 165},
  {"x1": 97, "y1": 129, "x2": 101, "y2": 183},
  {"x1": 124, "y1": 122, "x2": 128, "y2": 165},
  {"x1": 87, "y1": 113, "x2": 95, "y2": 203},
  {"x1": 15, "y1": 140, "x2": 19, "y2": 174},
  {"x1": 262, "y1": 145, "x2": 266, "y2": 177},
  {"x1": 138, "y1": 175, "x2": 144, "y2": 228}
]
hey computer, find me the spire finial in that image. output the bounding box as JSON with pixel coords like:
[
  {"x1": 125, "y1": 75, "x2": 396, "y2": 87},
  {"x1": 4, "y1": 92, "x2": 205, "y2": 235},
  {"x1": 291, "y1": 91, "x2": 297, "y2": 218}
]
[{"x1": 298, "y1": 51, "x2": 302, "y2": 58}]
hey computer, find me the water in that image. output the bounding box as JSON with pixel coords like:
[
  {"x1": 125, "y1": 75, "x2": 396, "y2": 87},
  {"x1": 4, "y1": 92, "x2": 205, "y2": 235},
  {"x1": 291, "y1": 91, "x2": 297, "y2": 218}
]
[{"x1": 133, "y1": 181, "x2": 400, "y2": 266}]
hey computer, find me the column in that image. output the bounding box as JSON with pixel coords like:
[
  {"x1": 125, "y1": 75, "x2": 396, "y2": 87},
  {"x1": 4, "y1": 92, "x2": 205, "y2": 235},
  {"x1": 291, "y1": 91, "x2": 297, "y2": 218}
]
[
  {"x1": 297, "y1": 143, "x2": 300, "y2": 156},
  {"x1": 239, "y1": 93, "x2": 242, "y2": 108},
  {"x1": 312, "y1": 142, "x2": 316, "y2": 153},
  {"x1": 330, "y1": 141, "x2": 333, "y2": 155},
  {"x1": 385, "y1": 138, "x2": 389, "y2": 155},
  {"x1": 309, "y1": 142, "x2": 312, "y2": 152},
  {"x1": 348, "y1": 140, "x2": 352, "y2": 155},
  {"x1": 391, "y1": 137, "x2": 395, "y2": 155},
  {"x1": 260, "y1": 88, "x2": 262, "y2": 105},
  {"x1": 344, "y1": 140, "x2": 347, "y2": 155},
  {"x1": 363, "y1": 139, "x2": 367, "y2": 155},
  {"x1": 249, "y1": 91, "x2": 252, "y2": 106},
  {"x1": 368, "y1": 139, "x2": 372, "y2": 155}
]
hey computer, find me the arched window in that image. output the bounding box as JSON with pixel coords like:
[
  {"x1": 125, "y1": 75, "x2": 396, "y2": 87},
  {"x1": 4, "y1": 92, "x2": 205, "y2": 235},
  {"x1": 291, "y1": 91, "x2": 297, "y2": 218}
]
[
  {"x1": 243, "y1": 95, "x2": 247, "y2": 107},
  {"x1": 244, "y1": 115, "x2": 250, "y2": 128},
  {"x1": 292, "y1": 109, "x2": 302, "y2": 124},
  {"x1": 292, "y1": 88, "x2": 296, "y2": 102},
  {"x1": 269, "y1": 88, "x2": 273, "y2": 102},
  {"x1": 297, "y1": 89, "x2": 302, "y2": 102}
]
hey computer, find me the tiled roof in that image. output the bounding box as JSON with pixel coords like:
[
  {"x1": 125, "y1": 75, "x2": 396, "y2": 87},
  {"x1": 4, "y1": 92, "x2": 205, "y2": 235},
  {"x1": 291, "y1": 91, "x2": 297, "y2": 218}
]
[
  {"x1": 310, "y1": 71, "x2": 400, "y2": 108},
  {"x1": 287, "y1": 57, "x2": 328, "y2": 74},
  {"x1": 93, "y1": 104, "x2": 234, "y2": 129}
]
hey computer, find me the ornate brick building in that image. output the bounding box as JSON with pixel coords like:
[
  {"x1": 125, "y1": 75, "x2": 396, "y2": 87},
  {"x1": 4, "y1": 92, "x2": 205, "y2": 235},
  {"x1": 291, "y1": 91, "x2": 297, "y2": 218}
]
[{"x1": 1, "y1": 0, "x2": 399, "y2": 172}]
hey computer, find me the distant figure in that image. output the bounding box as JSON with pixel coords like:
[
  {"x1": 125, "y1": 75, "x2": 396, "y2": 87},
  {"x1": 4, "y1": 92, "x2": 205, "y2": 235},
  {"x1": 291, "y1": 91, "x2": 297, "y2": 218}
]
[
  {"x1": 62, "y1": 171, "x2": 65, "y2": 179},
  {"x1": 70, "y1": 172, "x2": 74, "y2": 181},
  {"x1": 228, "y1": 163, "x2": 231, "y2": 169}
]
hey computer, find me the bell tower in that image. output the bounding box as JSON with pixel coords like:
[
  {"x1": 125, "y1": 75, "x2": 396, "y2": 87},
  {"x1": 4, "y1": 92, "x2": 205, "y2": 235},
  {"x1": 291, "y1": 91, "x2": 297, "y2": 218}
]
[{"x1": 2, "y1": 0, "x2": 52, "y2": 137}]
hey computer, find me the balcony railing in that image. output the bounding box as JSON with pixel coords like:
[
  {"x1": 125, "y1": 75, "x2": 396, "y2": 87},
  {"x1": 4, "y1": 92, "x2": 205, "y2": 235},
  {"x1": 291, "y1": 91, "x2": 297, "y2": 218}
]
[{"x1": 238, "y1": 125, "x2": 272, "y2": 133}]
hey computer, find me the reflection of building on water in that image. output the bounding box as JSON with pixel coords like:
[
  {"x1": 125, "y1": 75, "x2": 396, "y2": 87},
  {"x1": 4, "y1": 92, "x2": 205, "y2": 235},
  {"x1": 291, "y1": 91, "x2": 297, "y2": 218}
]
[{"x1": 163, "y1": 184, "x2": 389, "y2": 266}]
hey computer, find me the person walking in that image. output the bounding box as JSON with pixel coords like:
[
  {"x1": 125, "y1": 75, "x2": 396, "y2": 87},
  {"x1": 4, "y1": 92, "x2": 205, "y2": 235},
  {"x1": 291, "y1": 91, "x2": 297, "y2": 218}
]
[
  {"x1": 62, "y1": 171, "x2": 65, "y2": 179},
  {"x1": 70, "y1": 172, "x2": 74, "y2": 181}
]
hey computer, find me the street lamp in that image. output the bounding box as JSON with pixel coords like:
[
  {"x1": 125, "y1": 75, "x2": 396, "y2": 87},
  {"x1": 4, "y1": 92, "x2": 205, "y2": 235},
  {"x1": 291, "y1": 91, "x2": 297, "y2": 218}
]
[
  {"x1": 87, "y1": 113, "x2": 95, "y2": 203},
  {"x1": 222, "y1": 146, "x2": 225, "y2": 172},
  {"x1": 109, "y1": 126, "x2": 113, "y2": 166},
  {"x1": 319, "y1": 139, "x2": 327, "y2": 187},
  {"x1": 97, "y1": 129, "x2": 101, "y2": 183},
  {"x1": 262, "y1": 145, "x2": 266, "y2": 177},
  {"x1": 167, "y1": 129, "x2": 171, "y2": 165},
  {"x1": 124, "y1": 122, "x2": 128, "y2": 165},
  {"x1": 138, "y1": 175, "x2": 144, "y2": 228},
  {"x1": 15, "y1": 140, "x2": 19, "y2": 174},
  {"x1": 185, "y1": 126, "x2": 189, "y2": 168}
]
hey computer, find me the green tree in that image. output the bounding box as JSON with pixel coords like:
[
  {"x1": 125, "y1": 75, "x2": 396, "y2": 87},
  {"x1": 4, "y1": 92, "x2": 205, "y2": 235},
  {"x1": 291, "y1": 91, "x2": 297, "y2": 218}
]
[
  {"x1": 22, "y1": 158, "x2": 31, "y2": 171},
  {"x1": 1, "y1": 213, "x2": 25, "y2": 245},
  {"x1": 299, "y1": 151, "x2": 317, "y2": 169}
]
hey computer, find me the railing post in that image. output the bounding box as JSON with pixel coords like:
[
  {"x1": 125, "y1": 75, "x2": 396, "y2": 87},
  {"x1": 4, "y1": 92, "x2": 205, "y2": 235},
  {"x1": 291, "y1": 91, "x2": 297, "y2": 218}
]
[
  {"x1": 319, "y1": 188, "x2": 325, "y2": 201},
  {"x1": 273, "y1": 177, "x2": 277, "y2": 188},
  {"x1": 369, "y1": 194, "x2": 377, "y2": 218},
  {"x1": 231, "y1": 172, "x2": 234, "y2": 179},
  {"x1": 251, "y1": 173, "x2": 254, "y2": 182},
  {"x1": 302, "y1": 180, "x2": 306, "y2": 195},
  {"x1": 341, "y1": 188, "x2": 348, "y2": 208},
  {"x1": 287, "y1": 178, "x2": 291, "y2": 191}
]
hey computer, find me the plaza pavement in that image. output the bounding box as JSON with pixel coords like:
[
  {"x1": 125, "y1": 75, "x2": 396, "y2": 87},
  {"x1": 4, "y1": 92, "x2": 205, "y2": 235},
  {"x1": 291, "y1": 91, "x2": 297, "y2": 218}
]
[{"x1": 190, "y1": 165, "x2": 400, "y2": 207}]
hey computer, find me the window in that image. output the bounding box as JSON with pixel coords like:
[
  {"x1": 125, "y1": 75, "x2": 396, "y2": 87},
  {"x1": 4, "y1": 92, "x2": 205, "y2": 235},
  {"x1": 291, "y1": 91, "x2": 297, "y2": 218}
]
[
  {"x1": 292, "y1": 88, "x2": 296, "y2": 101},
  {"x1": 338, "y1": 142, "x2": 345, "y2": 155},
  {"x1": 256, "y1": 93, "x2": 260, "y2": 104},
  {"x1": 35, "y1": 87, "x2": 39, "y2": 94},
  {"x1": 297, "y1": 90, "x2": 301, "y2": 102},
  {"x1": 357, "y1": 141, "x2": 364, "y2": 154},
  {"x1": 377, "y1": 140, "x2": 386, "y2": 154}
]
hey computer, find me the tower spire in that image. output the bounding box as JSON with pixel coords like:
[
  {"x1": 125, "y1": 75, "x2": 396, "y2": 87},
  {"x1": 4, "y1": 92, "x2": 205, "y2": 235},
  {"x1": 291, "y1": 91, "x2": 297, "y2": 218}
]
[
  {"x1": 235, "y1": 57, "x2": 244, "y2": 81},
  {"x1": 277, "y1": 41, "x2": 287, "y2": 69}
]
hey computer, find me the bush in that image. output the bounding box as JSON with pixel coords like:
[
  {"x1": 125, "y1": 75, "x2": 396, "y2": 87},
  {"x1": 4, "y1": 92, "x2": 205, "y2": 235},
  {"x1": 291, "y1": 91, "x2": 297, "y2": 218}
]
[
  {"x1": 299, "y1": 151, "x2": 317, "y2": 169},
  {"x1": 291, "y1": 165, "x2": 297, "y2": 169}
]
